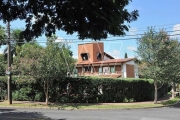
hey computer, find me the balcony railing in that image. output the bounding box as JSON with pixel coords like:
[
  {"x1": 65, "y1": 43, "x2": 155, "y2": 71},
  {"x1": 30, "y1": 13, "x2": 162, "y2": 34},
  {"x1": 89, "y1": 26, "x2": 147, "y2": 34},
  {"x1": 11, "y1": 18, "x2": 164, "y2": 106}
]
[{"x1": 78, "y1": 71, "x2": 122, "y2": 76}]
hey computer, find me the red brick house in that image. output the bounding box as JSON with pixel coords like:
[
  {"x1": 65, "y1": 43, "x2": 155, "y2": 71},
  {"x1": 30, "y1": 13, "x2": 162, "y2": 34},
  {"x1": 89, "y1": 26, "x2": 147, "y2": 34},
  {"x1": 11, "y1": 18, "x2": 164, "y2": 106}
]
[{"x1": 75, "y1": 42, "x2": 138, "y2": 78}]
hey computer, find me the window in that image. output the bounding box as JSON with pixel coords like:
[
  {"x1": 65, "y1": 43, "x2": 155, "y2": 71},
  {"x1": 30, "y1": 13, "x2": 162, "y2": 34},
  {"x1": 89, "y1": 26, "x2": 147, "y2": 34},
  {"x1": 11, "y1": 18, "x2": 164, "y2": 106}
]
[
  {"x1": 97, "y1": 53, "x2": 102, "y2": 60},
  {"x1": 81, "y1": 53, "x2": 89, "y2": 61},
  {"x1": 84, "y1": 67, "x2": 91, "y2": 72},
  {"x1": 99, "y1": 67, "x2": 102, "y2": 73},
  {"x1": 111, "y1": 67, "x2": 115, "y2": 73}
]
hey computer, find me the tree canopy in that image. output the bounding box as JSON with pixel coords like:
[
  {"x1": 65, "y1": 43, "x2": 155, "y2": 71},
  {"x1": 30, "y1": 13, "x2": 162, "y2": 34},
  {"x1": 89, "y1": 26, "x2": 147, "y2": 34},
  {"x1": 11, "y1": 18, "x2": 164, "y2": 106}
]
[
  {"x1": 135, "y1": 28, "x2": 170, "y2": 103},
  {"x1": 0, "y1": 0, "x2": 139, "y2": 40}
]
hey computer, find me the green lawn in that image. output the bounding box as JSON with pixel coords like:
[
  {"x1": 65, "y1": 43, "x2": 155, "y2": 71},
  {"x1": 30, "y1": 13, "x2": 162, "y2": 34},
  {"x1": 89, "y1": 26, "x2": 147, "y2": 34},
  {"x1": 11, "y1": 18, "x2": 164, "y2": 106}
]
[
  {"x1": 161, "y1": 96, "x2": 180, "y2": 106},
  {"x1": 0, "y1": 97, "x2": 179, "y2": 110}
]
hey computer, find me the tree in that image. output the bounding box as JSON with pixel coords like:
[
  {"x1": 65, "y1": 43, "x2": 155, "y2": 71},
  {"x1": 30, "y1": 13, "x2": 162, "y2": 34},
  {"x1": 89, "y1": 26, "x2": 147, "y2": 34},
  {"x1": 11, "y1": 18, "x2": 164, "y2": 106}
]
[
  {"x1": 13, "y1": 42, "x2": 75, "y2": 105},
  {"x1": 124, "y1": 52, "x2": 128, "y2": 58},
  {"x1": 135, "y1": 28, "x2": 170, "y2": 104},
  {"x1": 0, "y1": 25, "x2": 6, "y2": 46},
  {"x1": 157, "y1": 39, "x2": 180, "y2": 98},
  {"x1": 0, "y1": 0, "x2": 139, "y2": 40}
]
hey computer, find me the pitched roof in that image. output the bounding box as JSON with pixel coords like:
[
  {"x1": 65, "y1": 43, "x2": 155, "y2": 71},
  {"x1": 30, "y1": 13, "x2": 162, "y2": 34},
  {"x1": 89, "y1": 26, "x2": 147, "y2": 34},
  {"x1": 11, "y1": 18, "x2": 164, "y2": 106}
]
[
  {"x1": 103, "y1": 52, "x2": 114, "y2": 59},
  {"x1": 76, "y1": 58, "x2": 134, "y2": 65}
]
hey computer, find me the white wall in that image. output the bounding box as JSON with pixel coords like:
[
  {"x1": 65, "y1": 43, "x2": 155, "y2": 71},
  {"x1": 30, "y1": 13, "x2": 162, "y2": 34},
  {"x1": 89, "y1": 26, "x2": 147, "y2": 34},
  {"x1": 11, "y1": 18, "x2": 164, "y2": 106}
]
[
  {"x1": 122, "y1": 60, "x2": 139, "y2": 78},
  {"x1": 103, "y1": 55, "x2": 111, "y2": 60},
  {"x1": 121, "y1": 63, "x2": 127, "y2": 78},
  {"x1": 134, "y1": 63, "x2": 139, "y2": 78},
  {"x1": 126, "y1": 60, "x2": 134, "y2": 65}
]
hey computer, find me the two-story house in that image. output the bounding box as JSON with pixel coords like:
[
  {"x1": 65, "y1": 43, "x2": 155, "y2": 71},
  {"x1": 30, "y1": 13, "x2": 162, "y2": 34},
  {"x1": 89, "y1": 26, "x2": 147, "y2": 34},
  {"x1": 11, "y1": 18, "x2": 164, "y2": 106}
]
[{"x1": 76, "y1": 42, "x2": 138, "y2": 78}]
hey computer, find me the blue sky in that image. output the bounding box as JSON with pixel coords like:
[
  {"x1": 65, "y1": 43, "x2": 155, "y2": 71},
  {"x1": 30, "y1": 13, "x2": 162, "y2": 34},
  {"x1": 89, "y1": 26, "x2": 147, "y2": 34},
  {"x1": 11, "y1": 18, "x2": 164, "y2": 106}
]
[{"x1": 0, "y1": 0, "x2": 180, "y2": 59}]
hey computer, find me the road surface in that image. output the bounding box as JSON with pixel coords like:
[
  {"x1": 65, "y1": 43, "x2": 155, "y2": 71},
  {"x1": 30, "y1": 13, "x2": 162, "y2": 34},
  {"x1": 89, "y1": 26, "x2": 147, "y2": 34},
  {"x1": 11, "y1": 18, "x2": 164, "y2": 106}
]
[{"x1": 0, "y1": 104, "x2": 180, "y2": 120}]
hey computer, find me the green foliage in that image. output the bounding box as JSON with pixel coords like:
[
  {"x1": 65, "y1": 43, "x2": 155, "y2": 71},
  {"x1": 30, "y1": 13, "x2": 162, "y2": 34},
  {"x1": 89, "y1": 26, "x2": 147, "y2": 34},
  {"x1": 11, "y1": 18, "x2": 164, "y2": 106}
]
[
  {"x1": 0, "y1": 76, "x2": 168, "y2": 103},
  {"x1": 53, "y1": 77, "x2": 167, "y2": 103},
  {"x1": 12, "y1": 87, "x2": 33, "y2": 101},
  {"x1": 0, "y1": 25, "x2": 6, "y2": 46},
  {"x1": 157, "y1": 40, "x2": 180, "y2": 83},
  {"x1": 34, "y1": 92, "x2": 44, "y2": 101},
  {"x1": 135, "y1": 28, "x2": 173, "y2": 103},
  {"x1": 136, "y1": 28, "x2": 169, "y2": 80},
  {"x1": 136, "y1": 28, "x2": 180, "y2": 102},
  {"x1": 0, "y1": 54, "x2": 6, "y2": 76},
  {"x1": 12, "y1": 42, "x2": 75, "y2": 104},
  {"x1": 124, "y1": 52, "x2": 128, "y2": 58},
  {"x1": 0, "y1": 1, "x2": 139, "y2": 40}
]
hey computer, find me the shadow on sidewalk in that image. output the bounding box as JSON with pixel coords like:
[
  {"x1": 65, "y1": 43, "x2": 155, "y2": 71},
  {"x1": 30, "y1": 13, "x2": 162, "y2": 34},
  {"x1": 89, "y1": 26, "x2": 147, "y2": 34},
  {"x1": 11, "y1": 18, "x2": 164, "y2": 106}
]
[
  {"x1": 0, "y1": 108, "x2": 66, "y2": 120},
  {"x1": 158, "y1": 94, "x2": 171, "y2": 102},
  {"x1": 169, "y1": 101, "x2": 180, "y2": 109}
]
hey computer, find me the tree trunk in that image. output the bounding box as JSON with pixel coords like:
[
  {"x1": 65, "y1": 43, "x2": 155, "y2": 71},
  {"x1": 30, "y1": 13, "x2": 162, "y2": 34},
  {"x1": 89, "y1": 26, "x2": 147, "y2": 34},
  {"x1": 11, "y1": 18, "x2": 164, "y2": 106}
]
[
  {"x1": 45, "y1": 82, "x2": 49, "y2": 105},
  {"x1": 172, "y1": 82, "x2": 176, "y2": 98},
  {"x1": 45, "y1": 93, "x2": 48, "y2": 105},
  {"x1": 154, "y1": 80, "x2": 158, "y2": 104}
]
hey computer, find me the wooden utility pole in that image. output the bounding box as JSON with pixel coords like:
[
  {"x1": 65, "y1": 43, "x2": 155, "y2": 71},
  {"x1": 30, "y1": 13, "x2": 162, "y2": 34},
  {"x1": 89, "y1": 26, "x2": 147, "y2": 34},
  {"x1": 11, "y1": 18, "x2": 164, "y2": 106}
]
[{"x1": 7, "y1": 21, "x2": 12, "y2": 104}]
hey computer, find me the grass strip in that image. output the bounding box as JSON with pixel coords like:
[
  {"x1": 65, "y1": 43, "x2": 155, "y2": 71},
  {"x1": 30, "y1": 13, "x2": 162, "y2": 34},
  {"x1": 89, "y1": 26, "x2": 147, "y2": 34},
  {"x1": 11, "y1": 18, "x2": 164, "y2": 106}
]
[
  {"x1": 161, "y1": 96, "x2": 180, "y2": 106},
  {"x1": 0, "y1": 97, "x2": 179, "y2": 109}
]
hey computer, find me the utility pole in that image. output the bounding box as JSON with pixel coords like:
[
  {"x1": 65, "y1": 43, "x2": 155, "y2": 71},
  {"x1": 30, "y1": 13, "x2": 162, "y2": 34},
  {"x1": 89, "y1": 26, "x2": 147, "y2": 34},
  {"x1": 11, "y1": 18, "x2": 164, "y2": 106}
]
[{"x1": 7, "y1": 21, "x2": 12, "y2": 104}]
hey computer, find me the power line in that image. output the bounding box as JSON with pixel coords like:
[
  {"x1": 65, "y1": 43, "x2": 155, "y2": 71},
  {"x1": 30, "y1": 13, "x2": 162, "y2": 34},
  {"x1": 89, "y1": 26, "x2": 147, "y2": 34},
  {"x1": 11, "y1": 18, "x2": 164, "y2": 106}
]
[
  {"x1": 0, "y1": 27, "x2": 180, "y2": 44},
  {"x1": 0, "y1": 33, "x2": 179, "y2": 45},
  {"x1": 128, "y1": 23, "x2": 180, "y2": 31},
  {"x1": 30, "y1": 29, "x2": 180, "y2": 41}
]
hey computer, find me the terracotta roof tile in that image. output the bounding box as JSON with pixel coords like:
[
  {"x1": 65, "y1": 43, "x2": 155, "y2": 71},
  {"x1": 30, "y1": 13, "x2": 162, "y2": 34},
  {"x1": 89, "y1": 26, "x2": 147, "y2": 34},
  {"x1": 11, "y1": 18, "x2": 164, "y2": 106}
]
[{"x1": 76, "y1": 58, "x2": 134, "y2": 65}]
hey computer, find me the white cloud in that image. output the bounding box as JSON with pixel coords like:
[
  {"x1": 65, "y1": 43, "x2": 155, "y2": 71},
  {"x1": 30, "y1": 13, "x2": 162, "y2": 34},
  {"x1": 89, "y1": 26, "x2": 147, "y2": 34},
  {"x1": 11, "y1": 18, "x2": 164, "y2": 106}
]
[
  {"x1": 73, "y1": 55, "x2": 78, "y2": 59},
  {"x1": 171, "y1": 24, "x2": 180, "y2": 38},
  {"x1": 127, "y1": 46, "x2": 136, "y2": 51},
  {"x1": 107, "y1": 50, "x2": 120, "y2": 59}
]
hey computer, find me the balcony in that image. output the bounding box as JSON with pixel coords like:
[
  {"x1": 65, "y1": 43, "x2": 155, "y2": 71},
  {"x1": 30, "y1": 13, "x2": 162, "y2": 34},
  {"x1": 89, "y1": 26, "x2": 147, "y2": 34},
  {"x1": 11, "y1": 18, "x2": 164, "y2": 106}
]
[{"x1": 78, "y1": 71, "x2": 122, "y2": 78}]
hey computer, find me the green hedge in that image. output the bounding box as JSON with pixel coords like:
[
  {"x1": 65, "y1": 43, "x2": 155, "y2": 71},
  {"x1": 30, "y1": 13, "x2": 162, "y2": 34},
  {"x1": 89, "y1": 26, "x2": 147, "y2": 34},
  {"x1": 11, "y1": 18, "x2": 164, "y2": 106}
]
[
  {"x1": 0, "y1": 76, "x2": 44, "y2": 101},
  {"x1": 52, "y1": 77, "x2": 168, "y2": 103},
  {"x1": 0, "y1": 76, "x2": 168, "y2": 103}
]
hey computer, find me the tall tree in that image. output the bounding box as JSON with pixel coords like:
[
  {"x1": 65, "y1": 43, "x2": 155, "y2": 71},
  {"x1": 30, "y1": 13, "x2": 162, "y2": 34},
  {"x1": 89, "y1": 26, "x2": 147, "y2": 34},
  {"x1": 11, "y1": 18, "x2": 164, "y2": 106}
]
[
  {"x1": 135, "y1": 28, "x2": 169, "y2": 103},
  {"x1": 0, "y1": 0, "x2": 139, "y2": 40},
  {"x1": 13, "y1": 42, "x2": 75, "y2": 105}
]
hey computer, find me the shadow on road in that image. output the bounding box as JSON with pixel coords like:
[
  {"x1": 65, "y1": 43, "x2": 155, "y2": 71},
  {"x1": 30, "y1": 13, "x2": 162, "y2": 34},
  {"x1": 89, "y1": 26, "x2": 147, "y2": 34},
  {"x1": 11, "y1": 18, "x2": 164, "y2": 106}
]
[{"x1": 0, "y1": 108, "x2": 66, "y2": 120}]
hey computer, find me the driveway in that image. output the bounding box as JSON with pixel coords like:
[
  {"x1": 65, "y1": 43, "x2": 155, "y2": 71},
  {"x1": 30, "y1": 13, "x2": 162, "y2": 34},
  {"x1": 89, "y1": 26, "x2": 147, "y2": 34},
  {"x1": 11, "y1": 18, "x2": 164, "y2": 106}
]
[{"x1": 0, "y1": 103, "x2": 180, "y2": 120}]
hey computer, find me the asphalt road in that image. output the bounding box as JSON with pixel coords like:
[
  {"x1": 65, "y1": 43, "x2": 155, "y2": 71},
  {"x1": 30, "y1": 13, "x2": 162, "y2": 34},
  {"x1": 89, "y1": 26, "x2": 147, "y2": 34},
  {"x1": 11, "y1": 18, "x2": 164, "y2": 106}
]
[{"x1": 0, "y1": 104, "x2": 180, "y2": 120}]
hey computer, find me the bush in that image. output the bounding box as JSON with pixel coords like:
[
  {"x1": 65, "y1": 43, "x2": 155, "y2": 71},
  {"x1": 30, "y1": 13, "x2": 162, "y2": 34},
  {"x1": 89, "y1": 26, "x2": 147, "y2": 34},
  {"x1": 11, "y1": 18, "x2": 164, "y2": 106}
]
[
  {"x1": 12, "y1": 87, "x2": 33, "y2": 101},
  {"x1": 34, "y1": 92, "x2": 44, "y2": 101}
]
